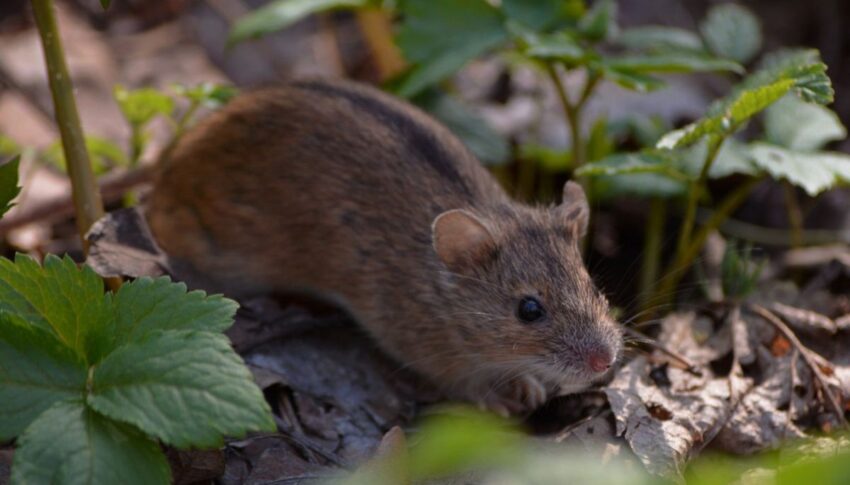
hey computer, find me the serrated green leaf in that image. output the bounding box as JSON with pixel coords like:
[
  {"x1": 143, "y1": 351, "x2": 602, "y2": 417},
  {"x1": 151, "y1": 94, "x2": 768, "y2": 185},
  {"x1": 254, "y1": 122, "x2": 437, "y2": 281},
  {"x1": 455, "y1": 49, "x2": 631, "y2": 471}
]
[
  {"x1": 106, "y1": 277, "x2": 238, "y2": 354},
  {"x1": 765, "y1": 94, "x2": 847, "y2": 151},
  {"x1": 0, "y1": 313, "x2": 86, "y2": 440},
  {"x1": 616, "y1": 26, "x2": 704, "y2": 53},
  {"x1": 229, "y1": 0, "x2": 371, "y2": 44},
  {"x1": 577, "y1": 0, "x2": 616, "y2": 41},
  {"x1": 12, "y1": 400, "x2": 170, "y2": 485},
  {"x1": 591, "y1": 172, "x2": 687, "y2": 199},
  {"x1": 114, "y1": 86, "x2": 175, "y2": 127},
  {"x1": 394, "y1": 0, "x2": 507, "y2": 98},
  {"x1": 0, "y1": 254, "x2": 108, "y2": 359},
  {"x1": 658, "y1": 72, "x2": 811, "y2": 149},
  {"x1": 699, "y1": 3, "x2": 761, "y2": 64},
  {"x1": 501, "y1": 0, "x2": 583, "y2": 31},
  {"x1": 601, "y1": 53, "x2": 743, "y2": 74},
  {"x1": 417, "y1": 90, "x2": 509, "y2": 165},
  {"x1": 89, "y1": 330, "x2": 275, "y2": 448},
  {"x1": 746, "y1": 142, "x2": 850, "y2": 196},
  {"x1": 0, "y1": 155, "x2": 21, "y2": 217}
]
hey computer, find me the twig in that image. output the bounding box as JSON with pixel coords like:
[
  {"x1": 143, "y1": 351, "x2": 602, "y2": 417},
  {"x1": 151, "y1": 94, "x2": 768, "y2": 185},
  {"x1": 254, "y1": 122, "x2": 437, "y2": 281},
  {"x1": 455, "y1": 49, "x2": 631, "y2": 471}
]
[
  {"x1": 0, "y1": 165, "x2": 153, "y2": 236},
  {"x1": 748, "y1": 303, "x2": 847, "y2": 427},
  {"x1": 622, "y1": 327, "x2": 701, "y2": 375}
]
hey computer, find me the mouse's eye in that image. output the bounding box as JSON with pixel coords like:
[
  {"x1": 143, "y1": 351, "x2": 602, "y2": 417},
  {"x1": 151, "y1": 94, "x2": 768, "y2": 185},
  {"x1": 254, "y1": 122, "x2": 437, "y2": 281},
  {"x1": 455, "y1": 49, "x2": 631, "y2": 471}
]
[{"x1": 517, "y1": 296, "x2": 545, "y2": 323}]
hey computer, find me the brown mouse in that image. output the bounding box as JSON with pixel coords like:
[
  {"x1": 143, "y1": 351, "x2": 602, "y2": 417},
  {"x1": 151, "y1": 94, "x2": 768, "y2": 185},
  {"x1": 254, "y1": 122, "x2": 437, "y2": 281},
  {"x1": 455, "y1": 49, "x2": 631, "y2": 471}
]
[{"x1": 146, "y1": 79, "x2": 622, "y2": 415}]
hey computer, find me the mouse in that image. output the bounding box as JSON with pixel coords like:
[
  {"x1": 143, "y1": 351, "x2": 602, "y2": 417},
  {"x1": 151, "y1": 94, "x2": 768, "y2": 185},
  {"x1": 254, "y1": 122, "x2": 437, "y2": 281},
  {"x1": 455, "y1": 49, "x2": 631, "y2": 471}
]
[{"x1": 145, "y1": 78, "x2": 622, "y2": 415}]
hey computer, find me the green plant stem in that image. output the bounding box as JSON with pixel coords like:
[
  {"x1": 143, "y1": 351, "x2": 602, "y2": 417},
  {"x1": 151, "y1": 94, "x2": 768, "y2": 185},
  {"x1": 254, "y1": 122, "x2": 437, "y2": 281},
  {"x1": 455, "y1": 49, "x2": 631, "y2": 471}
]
[
  {"x1": 31, "y1": 0, "x2": 121, "y2": 290},
  {"x1": 675, "y1": 136, "x2": 724, "y2": 261},
  {"x1": 651, "y1": 176, "x2": 763, "y2": 313},
  {"x1": 638, "y1": 198, "x2": 665, "y2": 313},
  {"x1": 546, "y1": 64, "x2": 584, "y2": 168},
  {"x1": 781, "y1": 181, "x2": 804, "y2": 248},
  {"x1": 31, "y1": 0, "x2": 104, "y2": 246}
]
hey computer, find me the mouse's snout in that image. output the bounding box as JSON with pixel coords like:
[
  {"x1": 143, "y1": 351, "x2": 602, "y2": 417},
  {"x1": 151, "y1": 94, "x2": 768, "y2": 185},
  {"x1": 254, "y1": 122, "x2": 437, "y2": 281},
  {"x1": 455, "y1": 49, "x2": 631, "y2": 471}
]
[{"x1": 586, "y1": 348, "x2": 614, "y2": 373}]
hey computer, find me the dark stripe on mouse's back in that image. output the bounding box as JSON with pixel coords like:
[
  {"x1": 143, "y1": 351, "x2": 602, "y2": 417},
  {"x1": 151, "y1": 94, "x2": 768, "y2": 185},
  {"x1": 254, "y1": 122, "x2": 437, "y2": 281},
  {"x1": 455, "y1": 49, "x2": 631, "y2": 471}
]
[{"x1": 293, "y1": 80, "x2": 472, "y2": 197}]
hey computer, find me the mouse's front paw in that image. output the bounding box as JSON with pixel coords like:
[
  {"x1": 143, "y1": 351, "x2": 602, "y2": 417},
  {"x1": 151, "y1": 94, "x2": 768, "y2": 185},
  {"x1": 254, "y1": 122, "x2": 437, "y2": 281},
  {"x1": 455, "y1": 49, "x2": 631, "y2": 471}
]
[{"x1": 476, "y1": 375, "x2": 549, "y2": 417}]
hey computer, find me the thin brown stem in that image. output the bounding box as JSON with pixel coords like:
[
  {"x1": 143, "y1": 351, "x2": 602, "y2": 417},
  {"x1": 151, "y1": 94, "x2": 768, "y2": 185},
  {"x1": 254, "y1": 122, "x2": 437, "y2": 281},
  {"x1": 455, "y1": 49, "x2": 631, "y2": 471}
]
[
  {"x1": 623, "y1": 327, "x2": 701, "y2": 375},
  {"x1": 748, "y1": 303, "x2": 847, "y2": 427}
]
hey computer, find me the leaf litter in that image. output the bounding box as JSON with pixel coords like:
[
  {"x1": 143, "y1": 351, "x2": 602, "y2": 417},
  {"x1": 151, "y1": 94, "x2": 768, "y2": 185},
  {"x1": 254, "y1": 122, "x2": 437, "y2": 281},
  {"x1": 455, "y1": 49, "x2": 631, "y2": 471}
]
[{"x1": 78, "y1": 208, "x2": 850, "y2": 483}]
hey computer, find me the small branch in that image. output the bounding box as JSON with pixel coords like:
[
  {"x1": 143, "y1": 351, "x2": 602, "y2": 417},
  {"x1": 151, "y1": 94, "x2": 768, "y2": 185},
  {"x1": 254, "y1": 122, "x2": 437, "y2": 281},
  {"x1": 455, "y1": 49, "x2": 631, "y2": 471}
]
[
  {"x1": 622, "y1": 327, "x2": 701, "y2": 375},
  {"x1": 748, "y1": 303, "x2": 847, "y2": 427},
  {"x1": 0, "y1": 166, "x2": 153, "y2": 236}
]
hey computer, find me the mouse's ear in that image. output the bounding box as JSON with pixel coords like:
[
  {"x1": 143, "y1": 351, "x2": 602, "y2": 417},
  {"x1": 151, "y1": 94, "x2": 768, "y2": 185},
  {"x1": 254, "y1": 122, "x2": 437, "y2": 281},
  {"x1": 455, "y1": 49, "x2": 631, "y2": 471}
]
[
  {"x1": 558, "y1": 181, "x2": 589, "y2": 237},
  {"x1": 432, "y1": 209, "x2": 497, "y2": 271}
]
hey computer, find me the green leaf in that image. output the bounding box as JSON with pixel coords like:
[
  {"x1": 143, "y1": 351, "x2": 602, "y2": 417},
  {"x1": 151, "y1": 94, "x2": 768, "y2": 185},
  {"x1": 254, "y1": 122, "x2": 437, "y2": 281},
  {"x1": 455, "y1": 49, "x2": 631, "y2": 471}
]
[
  {"x1": 501, "y1": 0, "x2": 583, "y2": 31},
  {"x1": 616, "y1": 26, "x2": 704, "y2": 53},
  {"x1": 12, "y1": 400, "x2": 170, "y2": 485},
  {"x1": 656, "y1": 51, "x2": 834, "y2": 150},
  {"x1": 89, "y1": 330, "x2": 275, "y2": 448},
  {"x1": 577, "y1": 0, "x2": 616, "y2": 41},
  {"x1": 578, "y1": 151, "x2": 690, "y2": 199},
  {"x1": 114, "y1": 85, "x2": 175, "y2": 127},
  {"x1": 0, "y1": 313, "x2": 86, "y2": 440},
  {"x1": 0, "y1": 155, "x2": 21, "y2": 217},
  {"x1": 417, "y1": 90, "x2": 509, "y2": 165},
  {"x1": 229, "y1": 0, "x2": 371, "y2": 44},
  {"x1": 765, "y1": 94, "x2": 847, "y2": 151},
  {"x1": 599, "y1": 66, "x2": 665, "y2": 92},
  {"x1": 107, "y1": 277, "x2": 238, "y2": 354},
  {"x1": 519, "y1": 144, "x2": 572, "y2": 172},
  {"x1": 0, "y1": 254, "x2": 109, "y2": 359},
  {"x1": 699, "y1": 3, "x2": 762, "y2": 64},
  {"x1": 44, "y1": 136, "x2": 129, "y2": 175},
  {"x1": 576, "y1": 151, "x2": 691, "y2": 181},
  {"x1": 745, "y1": 142, "x2": 850, "y2": 196},
  {"x1": 600, "y1": 53, "x2": 743, "y2": 74},
  {"x1": 0, "y1": 135, "x2": 20, "y2": 156},
  {"x1": 394, "y1": 0, "x2": 507, "y2": 98},
  {"x1": 409, "y1": 407, "x2": 522, "y2": 480},
  {"x1": 520, "y1": 31, "x2": 585, "y2": 63},
  {"x1": 174, "y1": 83, "x2": 239, "y2": 107},
  {"x1": 100, "y1": 0, "x2": 111, "y2": 9}
]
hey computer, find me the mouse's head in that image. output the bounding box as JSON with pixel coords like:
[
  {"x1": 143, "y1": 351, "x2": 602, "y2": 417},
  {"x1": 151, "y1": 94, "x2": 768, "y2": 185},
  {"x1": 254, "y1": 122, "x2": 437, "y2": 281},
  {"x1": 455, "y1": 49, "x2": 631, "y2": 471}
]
[{"x1": 432, "y1": 181, "x2": 622, "y2": 395}]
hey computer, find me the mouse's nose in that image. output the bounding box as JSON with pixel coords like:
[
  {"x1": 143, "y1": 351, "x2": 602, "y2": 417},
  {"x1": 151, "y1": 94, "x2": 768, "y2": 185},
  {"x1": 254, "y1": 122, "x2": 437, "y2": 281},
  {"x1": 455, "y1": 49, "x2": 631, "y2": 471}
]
[{"x1": 587, "y1": 349, "x2": 613, "y2": 373}]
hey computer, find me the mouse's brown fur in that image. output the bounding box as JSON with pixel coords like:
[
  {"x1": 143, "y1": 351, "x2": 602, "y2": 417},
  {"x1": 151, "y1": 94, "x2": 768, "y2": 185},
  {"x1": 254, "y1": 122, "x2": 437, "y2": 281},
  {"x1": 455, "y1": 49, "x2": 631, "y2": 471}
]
[{"x1": 146, "y1": 79, "x2": 622, "y2": 415}]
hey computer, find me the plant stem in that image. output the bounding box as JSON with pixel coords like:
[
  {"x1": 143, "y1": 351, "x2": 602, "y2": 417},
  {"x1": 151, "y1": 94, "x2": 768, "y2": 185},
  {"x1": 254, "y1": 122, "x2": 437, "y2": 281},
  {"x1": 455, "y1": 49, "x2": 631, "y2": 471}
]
[
  {"x1": 638, "y1": 198, "x2": 665, "y2": 313},
  {"x1": 781, "y1": 181, "x2": 804, "y2": 248},
  {"x1": 546, "y1": 64, "x2": 584, "y2": 168},
  {"x1": 675, "y1": 136, "x2": 724, "y2": 261},
  {"x1": 651, "y1": 176, "x2": 762, "y2": 312},
  {"x1": 356, "y1": 8, "x2": 407, "y2": 82},
  {"x1": 31, "y1": 0, "x2": 104, "y2": 246},
  {"x1": 31, "y1": 0, "x2": 121, "y2": 290}
]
